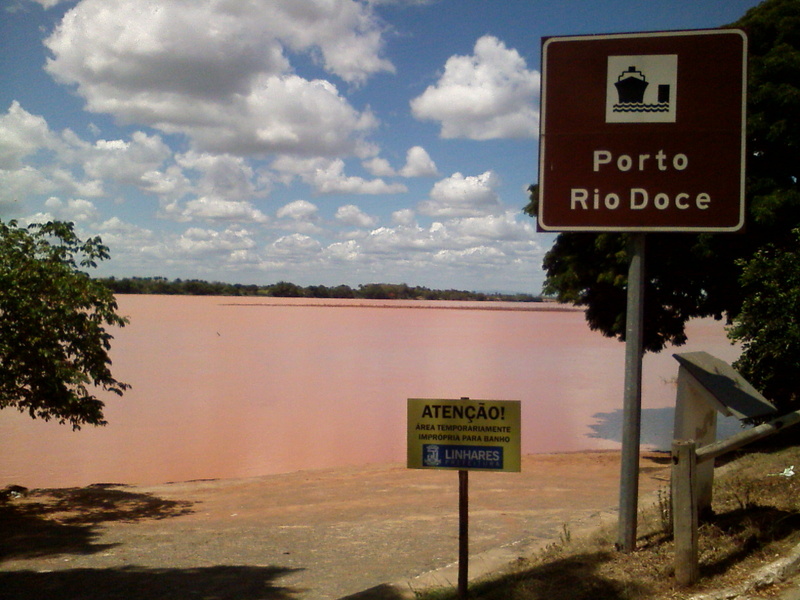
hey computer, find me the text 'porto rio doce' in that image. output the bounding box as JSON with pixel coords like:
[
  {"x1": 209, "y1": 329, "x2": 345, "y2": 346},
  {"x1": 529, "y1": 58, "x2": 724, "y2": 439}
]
[{"x1": 570, "y1": 149, "x2": 711, "y2": 213}]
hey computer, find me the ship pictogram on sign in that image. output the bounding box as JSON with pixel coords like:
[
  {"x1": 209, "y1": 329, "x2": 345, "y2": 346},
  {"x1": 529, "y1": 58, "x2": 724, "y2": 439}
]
[{"x1": 606, "y1": 55, "x2": 678, "y2": 123}]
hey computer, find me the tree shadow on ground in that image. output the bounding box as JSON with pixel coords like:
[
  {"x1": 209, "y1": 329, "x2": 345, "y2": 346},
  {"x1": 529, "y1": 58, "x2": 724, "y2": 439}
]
[
  {"x1": 0, "y1": 565, "x2": 302, "y2": 600},
  {"x1": 339, "y1": 583, "x2": 413, "y2": 600},
  {"x1": 0, "y1": 485, "x2": 194, "y2": 561},
  {"x1": 469, "y1": 551, "x2": 649, "y2": 600},
  {"x1": 455, "y1": 507, "x2": 800, "y2": 600},
  {"x1": 701, "y1": 505, "x2": 800, "y2": 578}
]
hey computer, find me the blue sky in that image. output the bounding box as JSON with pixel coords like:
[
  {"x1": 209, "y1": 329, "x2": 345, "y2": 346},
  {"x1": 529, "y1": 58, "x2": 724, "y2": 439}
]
[{"x1": 1, "y1": 0, "x2": 761, "y2": 293}]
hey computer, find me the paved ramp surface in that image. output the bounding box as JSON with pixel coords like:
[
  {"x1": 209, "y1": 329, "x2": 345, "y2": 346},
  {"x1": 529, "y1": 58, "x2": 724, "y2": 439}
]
[{"x1": 0, "y1": 452, "x2": 670, "y2": 600}]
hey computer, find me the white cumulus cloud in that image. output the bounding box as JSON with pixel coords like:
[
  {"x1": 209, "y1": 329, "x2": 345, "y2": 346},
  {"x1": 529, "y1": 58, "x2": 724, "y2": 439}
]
[
  {"x1": 399, "y1": 146, "x2": 438, "y2": 177},
  {"x1": 419, "y1": 171, "x2": 503, "y2": 217},
  {"x1": 28, "y1": 0, "x2": 69, "y2": 8},
  {"x1": 0, "y1": 101, "x2": 55, "y2": 169},
  {"x1": 83, "y1": 132, "x2": 173, "y2": 188},
  {"x1": 180, "y1": 198, "x2": 269, "y2": 224},
  {"x1": 410, "y1": 35, "x2": 540, "y2": 140},
  {"x1": 362, "y1": 146, "x2": 438, "y2": 178},
  {"x1": 448, "y1": 211, "x2": 535, "y2": 242},
  {"x1": 277, "y1": 200, "x2": 319, "y2": 221},
  {"x1": 271, "y1": 233, "x2": 323, "y2": 256},
  {"x1": 362, "y1": 157, "x2": 396, "y2": 177},
  {"x1": 178, "y1": 152, "x2": 267, "y2": 202},
  {"x1": 391, "y1": 208, "x2": 416, "y2": 226},
  {"x1": 276, "y1": 157, "x2": 407, "y2": 195},
  {"x1": 315, "y1": 159, "x2": 406, "y2": 195},
  {"x1": 336, "y1": 204, "x2": 378, "y2": 228},
  {"x1": 173, "y1": 227, "x2": 257, "y2": 258},
  {"x1": 276, "y1": 199, "x2": 321, "y2": 234},
  {"x1": 43, "y1": 196, "x2": 99, "y2": 222},
  {"x1": 43, "y1": 0, "x2": 392, "y2": 157},
  {"x1": 0, "y1": 103, "x2": 110, "y2": 209}
]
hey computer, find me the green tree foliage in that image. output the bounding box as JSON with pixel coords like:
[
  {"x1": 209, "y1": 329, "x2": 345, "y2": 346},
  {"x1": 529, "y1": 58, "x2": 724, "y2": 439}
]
[
  {"x1": 0, "y1": 220, "x2": 130, "y2": 429},
  {"x1": 101, "y1": 277, "x2": 540, "y2": 303},
  {"x1": 528, "y1": 0, "x2": 800, "y2": 365},
  {"x1": 728, "y1": 229, "x2": 800, "y2": 411},
  {"x1": 268, "y1": 281, "x2": 305, "y2": 297}
]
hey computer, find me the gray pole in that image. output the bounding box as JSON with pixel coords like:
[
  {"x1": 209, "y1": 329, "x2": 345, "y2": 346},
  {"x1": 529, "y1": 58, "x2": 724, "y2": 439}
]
[
  {"x1": 458, "y1": 397, "x2": 470, "y2": 599},
  {"x1": 617, "y1": 233, "x2": 646, "y2": 552},
  {"x1": 458, "y1": 469, "x2": 469, "y2": 600}
]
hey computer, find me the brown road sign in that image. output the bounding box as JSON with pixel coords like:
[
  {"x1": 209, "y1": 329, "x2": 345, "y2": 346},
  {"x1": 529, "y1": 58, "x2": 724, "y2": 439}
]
[{"x1": 538, "y1": 29, "x2": 747, "y2": 232}]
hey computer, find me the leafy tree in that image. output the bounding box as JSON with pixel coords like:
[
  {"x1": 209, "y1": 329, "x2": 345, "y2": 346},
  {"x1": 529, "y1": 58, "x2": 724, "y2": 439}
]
[
  {"x1": 527, "y1": 0, "x2": 800, "y2": 408},
  {"x1": 330, "y1": 284, "x2": 356, "y2": 298},
  {"x1": 728, "y1": 229, "x2": 800, "y2": 411},
  {"x1": 358, "y1": 283, "x2": 392, "y2": 299},
  {"x1": 99, "y1": 277, "x2": 539, "y2": 302},
  {"x1": 267, "y1": 281, "x2": 304, "y2": 297},
  {"x1": 305, "y1": 285, "x2": 332, "y2": 298},
  {"x1": 529, "y1": 0, "x2": 799, "y2": 344},
  {"x1": 0, "y1": 220, "x2": 130, "y2": 429}
]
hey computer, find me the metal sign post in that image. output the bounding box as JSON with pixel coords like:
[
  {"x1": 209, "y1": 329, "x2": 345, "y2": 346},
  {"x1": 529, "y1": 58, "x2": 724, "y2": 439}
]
[
  {"x1": 538, "y1": 29, "x2": 747, "y2": 552},
  {"x1": 618, "y1": 233, "x2": 646, "y2": 552},
  {"x1": 407, "y1": 397, "x2": 522, "y2": 596},
  {"x1": 458, "y1": 468, "x2": 469, "y2": 600}
]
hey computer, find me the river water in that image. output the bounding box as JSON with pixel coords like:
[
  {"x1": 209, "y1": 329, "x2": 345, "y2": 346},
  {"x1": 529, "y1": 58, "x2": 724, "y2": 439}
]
[{"x1": 0, "y1": 295, "x2": 741, "y2": 488}]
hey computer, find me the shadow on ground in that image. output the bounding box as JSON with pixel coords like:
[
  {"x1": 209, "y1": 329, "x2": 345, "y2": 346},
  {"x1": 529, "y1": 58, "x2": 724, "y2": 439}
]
[
  {"x1": 471, "y1": 551, "x2": 649, "y2": 600},
  {"x1": 0, "y1": 565, "x2": 303, "y2": 600},
  {"x1": 702, "y1": 505, "x2": 800, "y2": 578},
  {"x1": 0, "y1": 484, "x2": 194, "y2": 561},
  {"x1": 1, "y1": 487, "x2": 303, "y2": 599},
  {"x1": 340, "y1": 583, "x2": 415, "y2": 600},
  {"x1": 424, "y1": 497, "x2": 800, "y2": 599}
]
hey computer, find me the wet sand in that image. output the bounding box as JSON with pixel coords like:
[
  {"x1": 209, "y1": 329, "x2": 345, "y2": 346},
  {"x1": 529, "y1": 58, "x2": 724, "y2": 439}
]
[{"x1": 0, "y1": 451, "x2": 671, "y2": 600}]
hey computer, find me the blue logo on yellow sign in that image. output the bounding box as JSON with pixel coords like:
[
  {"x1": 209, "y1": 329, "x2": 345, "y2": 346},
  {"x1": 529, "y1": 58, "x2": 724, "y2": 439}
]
[{"x1": 422, "y1": 444, "x2": 503, "y2": 470}]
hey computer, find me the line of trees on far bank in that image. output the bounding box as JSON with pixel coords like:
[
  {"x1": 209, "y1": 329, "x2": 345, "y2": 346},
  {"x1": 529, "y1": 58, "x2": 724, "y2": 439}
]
[{"x1": 98, "y1": 276, "x2": 544, "y2": 303}]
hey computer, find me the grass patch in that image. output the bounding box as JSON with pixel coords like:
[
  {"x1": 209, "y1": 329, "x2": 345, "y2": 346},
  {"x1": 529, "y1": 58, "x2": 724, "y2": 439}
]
[{"x1": 419, "y1": 444, "x2": 800, "y2": 600}]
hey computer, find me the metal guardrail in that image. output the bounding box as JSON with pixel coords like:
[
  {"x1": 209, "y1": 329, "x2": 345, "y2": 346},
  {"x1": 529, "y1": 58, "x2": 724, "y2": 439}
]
[
  {"x1": 672, "y1": 408, "x2": 800, "y2": 586},
  {"x1": 696, "y1": 410, "x2": 800, "y2": 464}
]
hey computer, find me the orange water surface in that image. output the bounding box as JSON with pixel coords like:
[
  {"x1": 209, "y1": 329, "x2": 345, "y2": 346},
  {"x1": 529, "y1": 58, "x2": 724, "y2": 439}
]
[{"x1": 0, "y1": 296, "x2": 740, "y2": 487}]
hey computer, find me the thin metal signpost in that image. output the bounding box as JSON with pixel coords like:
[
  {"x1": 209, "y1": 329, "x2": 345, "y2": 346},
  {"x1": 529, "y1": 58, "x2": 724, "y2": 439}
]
[
  {"x1": 538, "y1": 29, "x2": 747, "y2": 553},
  {"x1": 618, "y1": 233, "x2": 646, "y2": 552},
  {"x1": 458, "y1": 397, "x2": 469, "y2": 600},
  {"x1": 407, "y1": 397, "x2": 522, "y2": 598},
  {"x1": 458, "y1": 468, "x2": 469, "y2": 600}
]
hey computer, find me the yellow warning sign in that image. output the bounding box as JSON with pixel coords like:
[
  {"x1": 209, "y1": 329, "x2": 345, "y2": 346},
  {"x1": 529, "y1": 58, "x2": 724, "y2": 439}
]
[{"x1": 407, "y1": 398, "x2": 521, "y2": 472}]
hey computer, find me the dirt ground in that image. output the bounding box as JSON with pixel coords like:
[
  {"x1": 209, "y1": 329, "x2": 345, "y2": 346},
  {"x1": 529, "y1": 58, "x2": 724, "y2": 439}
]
[{"x1": 0, "y1": 451, "x2": 671, "y2": 600}]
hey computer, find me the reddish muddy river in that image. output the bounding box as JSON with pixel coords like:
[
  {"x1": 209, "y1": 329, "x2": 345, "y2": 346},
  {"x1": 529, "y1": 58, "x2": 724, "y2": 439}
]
[{"x1": 0, "y1": 295, "x2": 741, "y2": 488}]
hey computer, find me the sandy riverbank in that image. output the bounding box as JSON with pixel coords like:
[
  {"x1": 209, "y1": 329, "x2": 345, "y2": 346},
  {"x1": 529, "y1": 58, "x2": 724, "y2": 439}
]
[{"x1": 1, "y1": 451, "x2": 671, "y2": 600}]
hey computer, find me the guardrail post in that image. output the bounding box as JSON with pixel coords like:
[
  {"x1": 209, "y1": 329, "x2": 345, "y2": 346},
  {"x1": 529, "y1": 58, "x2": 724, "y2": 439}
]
[
  {"x1": 673, "y1": 365, "x2": 718, "y2": 514},
  {"x1": 672, "y1": 439, "x2": 699, "y2": 586}
]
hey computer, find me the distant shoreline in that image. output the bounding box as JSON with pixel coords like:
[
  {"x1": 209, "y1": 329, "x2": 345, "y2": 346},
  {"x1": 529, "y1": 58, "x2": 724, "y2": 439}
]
[
  {"x1": 217, "y1": 299, "x2": 584, "y2": 313},
  {"x1": 102, "y1": 277, "x2": 545, "y2": 303}
]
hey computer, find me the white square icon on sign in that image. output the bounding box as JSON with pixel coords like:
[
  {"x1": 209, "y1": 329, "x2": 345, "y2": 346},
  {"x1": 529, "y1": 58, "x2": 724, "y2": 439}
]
[{"x1": 606, "y1": 55, "x2": 678, "y2": 123}]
